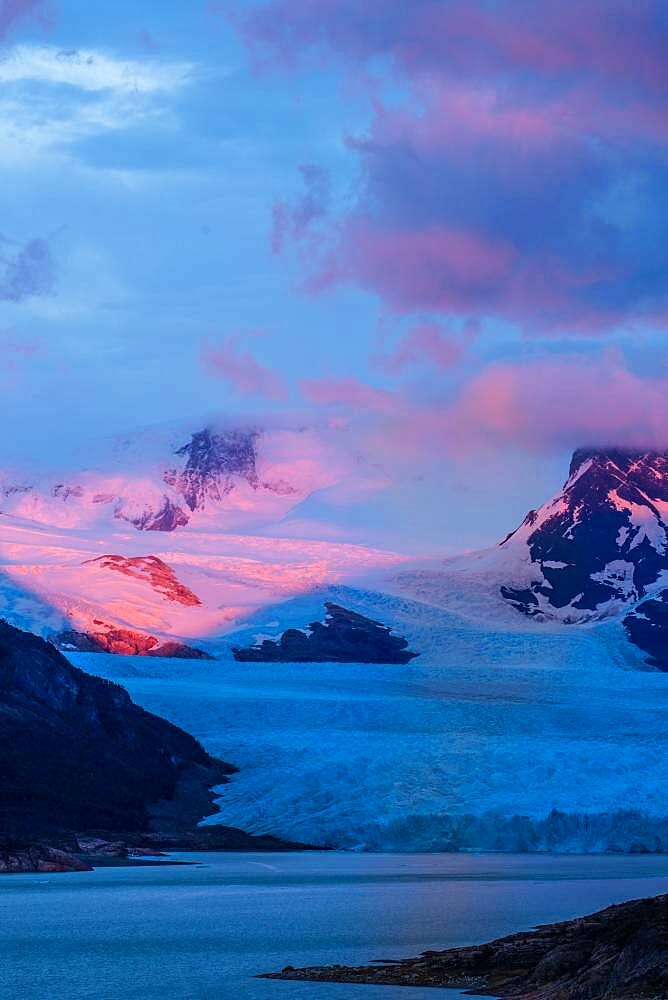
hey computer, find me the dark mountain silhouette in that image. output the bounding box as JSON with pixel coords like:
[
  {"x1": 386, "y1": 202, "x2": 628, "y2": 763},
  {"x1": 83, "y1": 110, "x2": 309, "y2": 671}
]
[{"x1": 233, "y1": 602, "x2": 418, "y2": 663}]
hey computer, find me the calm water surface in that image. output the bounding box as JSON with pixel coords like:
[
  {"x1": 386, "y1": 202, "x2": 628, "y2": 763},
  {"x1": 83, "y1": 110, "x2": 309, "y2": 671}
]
[{"x1": 1, "y1": 851, "x2": 668, "y2": 1000}]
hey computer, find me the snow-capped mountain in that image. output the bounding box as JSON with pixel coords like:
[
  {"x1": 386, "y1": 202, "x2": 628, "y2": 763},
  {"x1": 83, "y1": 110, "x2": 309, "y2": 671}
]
[
  {"x1": 394, "y1": 449, "x2": 668, "y2": 629},
  {"x1": 5, "y1": 438, "x2": 668, "y2": 659},
  {"x1": 499, "y1": 449, "x2": 668, "y2": 619},
  {"x1": 0, "y1": 419, "x2": 405, "y2": 653},
  {"x1": 0, "y1": 422, "x2": 354, "y2": 534}
]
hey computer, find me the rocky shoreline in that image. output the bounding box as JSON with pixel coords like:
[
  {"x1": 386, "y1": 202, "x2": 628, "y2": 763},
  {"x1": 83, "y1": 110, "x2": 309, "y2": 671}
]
[
  {"x1": 0, "y1": 827, "x2": 320, "y2": 875},
  {"x1": 260, "y1": 892, "x2": 668, "y2": 999}
]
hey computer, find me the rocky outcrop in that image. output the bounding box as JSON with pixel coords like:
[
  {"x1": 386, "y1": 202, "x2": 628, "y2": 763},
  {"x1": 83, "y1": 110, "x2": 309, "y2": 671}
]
[
  {"x1": 84, "y1": 555, "x2": 201, "y2": 606},
  {"x1": 148, "y1": 640, "x2": 214, "y2": 659},
  {"x1": 115, "y1": 495, "x2": 189, "y2": 532},
  {"x1": 500, "y1": 450, "x2": 668, "y2": 621},
  {"x1": 51, "y1": 623, "x2": 213, "y2": 660},
  {"x1": 233, "y1": 602, "x2": 418, "y2": 663},
  {"x1": 262, "y1": 892, "x2": 668, "y2": 999},
  {"x1": 52, "y1": 626, "x2": 157, "y2": 655},
  {"x1": 164, "y1": 427, "x2": 259, "y2": 513},
  {"x1": 0, "y1": 620, "x2": 232, "y2": 838},
  {"x1": 0, "y1": 843, "x2": 92, "y2": 873}
]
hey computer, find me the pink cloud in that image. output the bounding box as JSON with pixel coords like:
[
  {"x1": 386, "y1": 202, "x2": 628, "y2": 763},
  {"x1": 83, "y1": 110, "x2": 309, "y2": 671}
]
[
  {"x1": 447, "y1": 354, "x2": 668, "y2": 453},
  {"x1": 201, "y1": 335, "x2": 288, "y2": 401},
  {"x1": 237, "y1": 0, "x2": 668, "y2": 335},
  {"x1": 241, "y1": 0, "x2": 668, "y2": 94},
  {"x1": 366, "y1": 81, "x2": 668, "y2": 156},
  {"x1": 326, "y1": 221, "x2": 517, "y2": 314},
  {"x1": 378, "y1": 324, "x2": 466, "y2": 375},
  {"x1": 306, "y1": 214, "x2": 631, "y2": 333},
  {"x1": 300, "y1": 353, "x2": 668, "y2": 462}
]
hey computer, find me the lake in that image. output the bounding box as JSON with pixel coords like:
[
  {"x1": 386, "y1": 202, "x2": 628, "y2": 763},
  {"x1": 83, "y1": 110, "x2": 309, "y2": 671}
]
[{"x1": 1, "y1": 851, "x2": 667, "y2": 1000}]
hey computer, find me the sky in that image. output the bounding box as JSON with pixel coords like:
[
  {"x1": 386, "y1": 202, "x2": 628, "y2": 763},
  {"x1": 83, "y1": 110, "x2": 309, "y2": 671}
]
[{"x1": 1, "y1": 0, "x2": 667, "y2": 552}]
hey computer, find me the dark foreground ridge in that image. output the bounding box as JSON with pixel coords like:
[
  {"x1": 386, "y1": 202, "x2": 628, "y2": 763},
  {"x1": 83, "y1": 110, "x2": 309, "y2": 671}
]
[
  {"x1": 0, "y1": 618, "x2": 233, "y2": 838},
  {"x1": 260, "y1": 892, "x2": 668, "y2": 999},
  {"x1": 0, "y1": 619, "x2": 315, "y2": 871},
  {"x1": 233, "y1": 602, "x2": 418, "y2": 663}
]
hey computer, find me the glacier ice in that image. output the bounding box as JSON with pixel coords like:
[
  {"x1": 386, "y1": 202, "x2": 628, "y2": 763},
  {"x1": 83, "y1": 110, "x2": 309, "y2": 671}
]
[{"x1": 66, "y1": 587, "x2": 668, "y2": 853}]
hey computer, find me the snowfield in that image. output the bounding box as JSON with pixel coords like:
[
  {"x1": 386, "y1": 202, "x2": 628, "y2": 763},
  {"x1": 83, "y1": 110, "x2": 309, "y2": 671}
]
[{"x1": 68, "y1": 588, "x2": 668, "y2": 853}]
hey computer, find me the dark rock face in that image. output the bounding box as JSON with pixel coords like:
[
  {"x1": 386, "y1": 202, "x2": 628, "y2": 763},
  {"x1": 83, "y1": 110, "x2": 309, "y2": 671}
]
[
  {"x1": 501, "y1": 450, "x2": 668, "y2": 619},
  {"x1": 51, "y1": 623, "x2": 213, "y2": 660},
  {"x1": 624, "y1": 590, "x2": 668, "y2": 671},
  {"x1": 147, "y1": 641, "x2": 214, "y2": 660},
  {"x1": 233, "y1": 603, "x2": 418, "y2": 664},
  {"x1": 52, "y1": 483, "x2": 84, "y2": 501},
  {"x1": 0, "y1": 620, "x2": 233, "y2": 837},
  {"x1": 262, "y1": 892, "x2": 668, "y2": 999},
  {"x1": 84, "y1": 555, "x2": 201, "y2": 607},
  {"x1": 164, "y1": 427, "x2": 259, "y2": 513}
]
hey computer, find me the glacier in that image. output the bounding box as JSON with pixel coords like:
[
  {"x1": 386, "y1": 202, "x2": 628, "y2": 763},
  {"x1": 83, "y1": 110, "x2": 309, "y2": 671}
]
[{"x1": 67, "y1": 587, "x2": 668, "y2": 854}]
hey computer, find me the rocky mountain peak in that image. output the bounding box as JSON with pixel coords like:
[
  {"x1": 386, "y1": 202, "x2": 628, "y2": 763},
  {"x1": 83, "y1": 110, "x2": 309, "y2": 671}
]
[
  {"x1": 566, "y1": 448, "x2": 668, "y2": 499},
  {"x1": 500, "y1": 446, "x2": 668, "y2": 621},
  {"x1": 164, "y1": 427, "x2": 259, "y2": 513}
]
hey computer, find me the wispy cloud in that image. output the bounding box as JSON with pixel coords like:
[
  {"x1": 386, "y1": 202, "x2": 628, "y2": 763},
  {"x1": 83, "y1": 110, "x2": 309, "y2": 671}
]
[
  {"x1": 377, "y1": 323, "x2": 466, "y2": 375},
  {"x1": 0, "y1": 44, "x2": 195, "y2": 93},
  {"x1": 272, "y1": 164, "x2": 330, "y2": 254},
  {"x1": 0, "y1": 45, "x2": 196, "y2": 166},
  {"x1": 201, "y1": 334, "x2": 288, "y2": 401}
]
